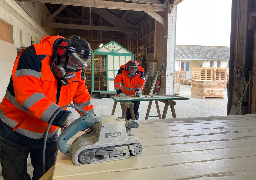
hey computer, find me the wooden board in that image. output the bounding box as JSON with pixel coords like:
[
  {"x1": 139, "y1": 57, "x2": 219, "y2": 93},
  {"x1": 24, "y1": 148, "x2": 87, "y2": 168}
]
[
  {"x1": 111, "y1": 95, "x2": 189, "y2": 102},
  {"x1": 42, "y1": 114, "x2": 256, "y2": 180}
]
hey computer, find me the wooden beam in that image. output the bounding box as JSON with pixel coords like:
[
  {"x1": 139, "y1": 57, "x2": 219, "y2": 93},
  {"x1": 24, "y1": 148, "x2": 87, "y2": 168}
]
[
  {"x1": 24, "y1": 0, "x2": 165, "y2": 12},
  {"x1": 92, "y1": 8, "x2": 134, "y2": 28},
  {"x1": 125, "y1": 0, "x2": 162, "y2": 4},
  {"x1": 66, "y1": 36, "x2": 125, "y2": 43},
  {"x1": 125, "y1": 0, "x2": 167, "y2": 8},
  {"x1": 92, "y1": 8, "x2": 139, "y2": 40},
  {"x1": 41, "y1": 22, "x2": 139, "y2": 32},
  {"x1": 144, "y1": 10, "x2": 164, "y2": 25},
  {"x1": 121, "y1": 11, "x2": 129, "y2": 20},
  {"x1": 46, "y1": 5, "x2": 66, "y2": 22},
  {"x1": 54, "y1": 16, "x2": 90, "y2": 23}
]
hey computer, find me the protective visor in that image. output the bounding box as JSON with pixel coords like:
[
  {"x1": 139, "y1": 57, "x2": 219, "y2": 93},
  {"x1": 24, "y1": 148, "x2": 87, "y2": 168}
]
[
  {"x1": 128, "y1": 66, "x2": 138, "y2": 71},
  {"x1": 69, "y1": 52, "x2": 89, "y2": 69}
]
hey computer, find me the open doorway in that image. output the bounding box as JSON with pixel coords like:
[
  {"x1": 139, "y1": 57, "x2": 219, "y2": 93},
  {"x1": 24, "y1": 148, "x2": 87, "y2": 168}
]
[{"x1": 174, "y1": 0, "x2": 231, "y2": 115}]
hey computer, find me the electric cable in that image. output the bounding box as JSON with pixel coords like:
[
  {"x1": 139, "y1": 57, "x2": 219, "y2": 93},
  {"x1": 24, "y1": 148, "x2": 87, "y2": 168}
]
[{"x1": 43, "y1": 103, "x2": 87, "y2": 174}]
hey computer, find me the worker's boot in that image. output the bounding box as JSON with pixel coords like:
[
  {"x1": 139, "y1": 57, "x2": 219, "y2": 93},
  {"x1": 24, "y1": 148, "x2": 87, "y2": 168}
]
[
  {"x1": 126, "y1": 108, "x2": 132, "y2": 120},
  {"x1": 135, "y1": 112, "x2": 139, "y2": 120}
]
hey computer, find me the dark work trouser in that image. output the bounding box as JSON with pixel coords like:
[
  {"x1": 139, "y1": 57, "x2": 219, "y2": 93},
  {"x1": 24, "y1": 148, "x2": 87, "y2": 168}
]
[
  {"x1": 126, "y1": 101, "x2": 140, "y2": 120},
  {"x1": 0, "y1": 135, "x2": 58, "y2": 180}
]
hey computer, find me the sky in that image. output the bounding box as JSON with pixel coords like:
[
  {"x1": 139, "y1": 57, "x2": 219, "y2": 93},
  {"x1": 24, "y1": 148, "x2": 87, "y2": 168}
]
[{"x1": 176, "y1": 0, "x2": 232, "y2": 47}]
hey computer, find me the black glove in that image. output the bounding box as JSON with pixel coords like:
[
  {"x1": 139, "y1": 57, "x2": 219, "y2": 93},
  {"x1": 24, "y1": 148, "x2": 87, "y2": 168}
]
[
  {"x1": 135, "y1": 88, "x2": 141, "y2": 92},
  {"x1": 116, "y1": 89, "x2": 123, "y2": 95},
  {"x1": 51, "y1": 110, "x2": 72, "y2": 128}
]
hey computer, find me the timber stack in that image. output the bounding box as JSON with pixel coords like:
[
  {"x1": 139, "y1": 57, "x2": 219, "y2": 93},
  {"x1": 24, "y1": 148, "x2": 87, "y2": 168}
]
[{"x1": 191, "y1": 67, "x2": 228, "y2": 99}]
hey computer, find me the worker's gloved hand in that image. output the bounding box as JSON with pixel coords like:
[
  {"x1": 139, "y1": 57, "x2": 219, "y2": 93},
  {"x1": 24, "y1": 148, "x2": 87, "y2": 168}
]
[
  {"x1": 116, "y1": 89, "x2": 123, "y2": 95},
  {"x1": 135, "y1": 89, "x2": 142, "y2": 97},
  {"x1": 62, "y1": 113, "x2": 79, "y2": 128},
  {"x1": 118, "y1": 93, "x2": 126, "y2": 98}
]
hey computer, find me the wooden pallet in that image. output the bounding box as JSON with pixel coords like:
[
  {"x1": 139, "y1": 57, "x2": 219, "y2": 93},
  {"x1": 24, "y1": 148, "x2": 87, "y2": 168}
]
[
  {"x1": 192, "y1": 67, "x2": 229, "y2": 88},
  {"x1": 191, "y1": 80, "x2": 224, "y2": 99},
  {"x1": 174, "y1": 71, "x2": 186, "y2": 84}
]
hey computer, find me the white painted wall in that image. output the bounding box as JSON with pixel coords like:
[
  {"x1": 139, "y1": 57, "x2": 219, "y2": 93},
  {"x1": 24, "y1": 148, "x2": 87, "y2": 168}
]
[
  {"x1": 175, "y1": 59, "x2": 229, "y2": 79},
  {"x1": 0, "y1": 0, "x2": 51, "y2": 48},
  {"x1": 0, "y1": 0, "x2": 54, "y2": 102},
  {"x1": 0, "y1": 39, "x2": 17, "y2": 101}
]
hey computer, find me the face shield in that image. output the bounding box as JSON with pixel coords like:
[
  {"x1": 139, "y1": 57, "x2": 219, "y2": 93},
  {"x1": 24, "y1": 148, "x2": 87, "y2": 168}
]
[
  {"x1": 68, "y1": 52, "x2": 89, "y2": 69},
  {"x1": 128, "y1": 65, "x2": 138, "y2": 76}
]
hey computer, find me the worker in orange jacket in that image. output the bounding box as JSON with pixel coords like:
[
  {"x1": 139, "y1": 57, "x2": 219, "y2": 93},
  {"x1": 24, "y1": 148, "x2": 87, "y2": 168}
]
[
  {"x1": 0, "y1": 35, "x2": 94, "y2": 179},
  {"x1": 114, "y1": 60, "x2": 145, "y2": 120}
]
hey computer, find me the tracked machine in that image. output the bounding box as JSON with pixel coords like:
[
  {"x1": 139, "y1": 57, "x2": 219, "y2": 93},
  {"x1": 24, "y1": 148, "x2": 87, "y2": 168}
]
[{"x1": 58, "y1": 113, "x2": 142, "y2": 165}]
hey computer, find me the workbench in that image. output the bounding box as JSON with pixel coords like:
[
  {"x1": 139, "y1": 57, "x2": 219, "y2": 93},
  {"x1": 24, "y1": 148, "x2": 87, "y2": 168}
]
[
  {"x1": 111, "y1": 95, "x2": 189, "y2": 120},
  {"x1": 41, "y1": 114, "x2": 256, "y2": 180}
]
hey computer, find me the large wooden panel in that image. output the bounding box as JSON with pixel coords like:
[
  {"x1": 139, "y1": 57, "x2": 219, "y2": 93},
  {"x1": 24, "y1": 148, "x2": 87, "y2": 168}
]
[
  {"x1": 45, "y1": 114, "x2": 256, "y2": 180},
  {"x1": 0, "y1": 21, "x2": 9, "y2": 43}
]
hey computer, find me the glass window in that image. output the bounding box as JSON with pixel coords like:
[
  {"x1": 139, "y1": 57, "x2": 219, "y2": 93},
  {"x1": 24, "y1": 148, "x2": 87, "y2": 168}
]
[{"x1": 217, "y1": 61, "x2": 220, "y2": 67}]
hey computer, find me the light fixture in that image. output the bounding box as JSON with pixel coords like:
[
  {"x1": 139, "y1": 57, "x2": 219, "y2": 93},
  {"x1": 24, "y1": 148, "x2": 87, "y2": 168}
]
[{"x1": 99, "y1": 43, "x2": 103, "y2": 47}]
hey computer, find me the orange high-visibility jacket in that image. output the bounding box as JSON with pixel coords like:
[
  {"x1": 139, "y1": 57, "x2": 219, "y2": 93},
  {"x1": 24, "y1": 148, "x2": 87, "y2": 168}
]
[
  {"x1": 0, "y1": 36, "x2": 94, "y2": 140},
  {"x1": 114, "y1": 60, "x2": 145, "y2": 96}
]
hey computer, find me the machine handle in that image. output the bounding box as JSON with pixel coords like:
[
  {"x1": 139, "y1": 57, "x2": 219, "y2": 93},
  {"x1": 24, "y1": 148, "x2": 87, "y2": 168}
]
[{"x1": 58, "y1": 113, "x2": 100, "y2": 156}]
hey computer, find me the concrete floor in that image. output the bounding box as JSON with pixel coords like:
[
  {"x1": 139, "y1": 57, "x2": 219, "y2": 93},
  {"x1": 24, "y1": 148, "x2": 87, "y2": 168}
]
[{"x1": 90, "y1": 85, "x2": 228, "y2": 119}]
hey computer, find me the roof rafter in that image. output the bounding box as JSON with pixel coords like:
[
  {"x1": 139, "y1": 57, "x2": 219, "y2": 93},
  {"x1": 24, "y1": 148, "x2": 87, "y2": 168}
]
[
  {"x1": 24, "y1": 0, "x2": 165, "y2": 12},
  {"x1": 92, "y1": 8, "x2": 139, "y2": 40},
  {"x1": 144, "y1": 10, "x2": 164, "y2": 25},
  {"x1": 45, "y1": 5, "x2": 66, "y2": 22},
  {"x1": 41, "y1": 22, "x2": 139, "y2": 33}
]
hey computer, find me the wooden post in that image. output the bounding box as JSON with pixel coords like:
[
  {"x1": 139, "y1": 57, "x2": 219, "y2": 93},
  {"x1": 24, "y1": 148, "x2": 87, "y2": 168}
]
[
  {"x1": 155, "y1": 100, "x2": 161, "y2": 118},
  {"x1": 145, "y1": 101, "x2": 153, "y2": 120},
  {"x1": 111, "y1": 101, "x2": 117, "y2": 115},
  {"x1": 162, "y1": 100, "x2": 169, "y2": 119},
  {"x1": 120, "y1": 103, "x2": 127, "y2": 119},
  {"x1": 169, "y1": 101, "x2": 176, "y2": 118},
  {"x1": 130, "y1": 103, "x2": 136, "y2": 120}
]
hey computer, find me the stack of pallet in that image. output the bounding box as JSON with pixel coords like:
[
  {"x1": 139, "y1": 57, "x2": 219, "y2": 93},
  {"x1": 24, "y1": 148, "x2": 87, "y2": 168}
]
[
  {"x1": 191, "y1": 67, "x2": 228, "y2": 99},
  {"x1": 174, "y1": 71, "x2": 186, "y2": 84}
]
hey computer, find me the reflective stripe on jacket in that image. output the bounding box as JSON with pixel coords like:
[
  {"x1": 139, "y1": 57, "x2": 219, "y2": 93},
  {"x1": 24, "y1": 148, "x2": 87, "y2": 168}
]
[
  {"x1": 114, "y1": 60, "x2": 145, "y2": 96},
  {"x1": 0, "y1": 36, "x2": 94, "y2": 139}
]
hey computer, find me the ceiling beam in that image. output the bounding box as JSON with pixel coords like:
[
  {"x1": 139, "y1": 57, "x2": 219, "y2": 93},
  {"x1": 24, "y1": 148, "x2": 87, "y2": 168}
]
[
  {"x1": 24, "y1": 0, "x2": 165, "y2": 12},
  {"x1": 92, "y1": 8, "x2": 139, "y2": 40},
  {"x1": 124, "y1": 0, "x2": 167, "y2": 8},
  {"x1": 121, "y1": 11, "x2": 129, "y2": 20},
  {"x1": 54, "y1": 16, "x2": 90, "y2": 23},
  {"x1": 41, "y1": 22, "x2": 139, "y2": 32},
  {"x1": 144, "y1": 10, "x2": 164, "y2": 25},
  {"x1": 46, "y1": 5, "x2": 66, "y2": 22}
]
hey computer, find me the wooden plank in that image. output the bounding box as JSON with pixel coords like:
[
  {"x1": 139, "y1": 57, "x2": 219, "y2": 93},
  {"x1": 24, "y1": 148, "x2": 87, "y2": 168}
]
[
  {"x1": 47, "y1": 115, "x2": 256, "y2": 180},
  {"x1": 25, "y1": 0, "x2": 165, "y2": 12},
  {"x1": 41, "y1": 22, "x2": 139, "y2": 32},
  {"x1": 124, "y1": 0, "x2": 165, "y2": 6},
  {"x1": 0, "y1": 21, "x2": 9, "y2": 43}
]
